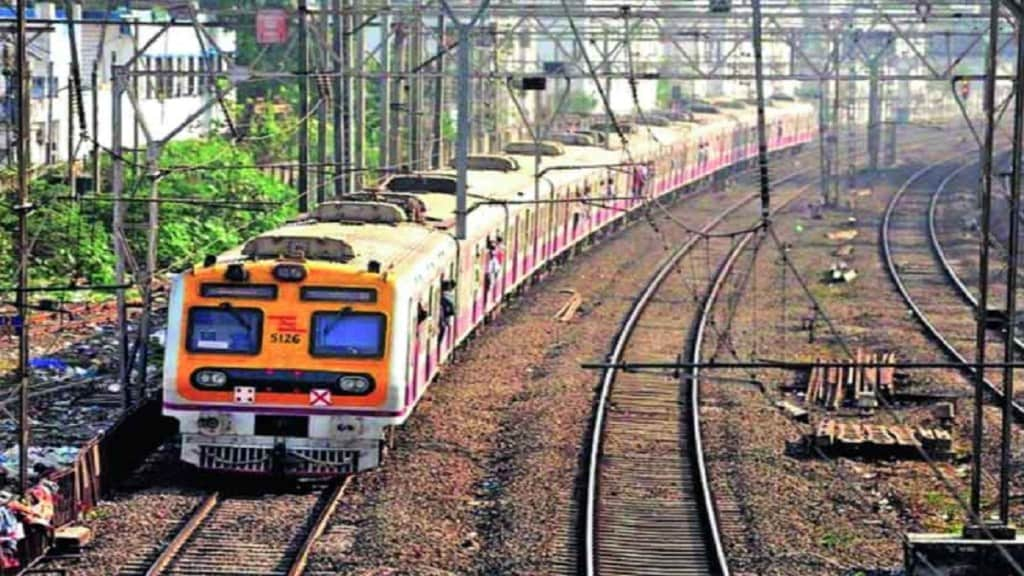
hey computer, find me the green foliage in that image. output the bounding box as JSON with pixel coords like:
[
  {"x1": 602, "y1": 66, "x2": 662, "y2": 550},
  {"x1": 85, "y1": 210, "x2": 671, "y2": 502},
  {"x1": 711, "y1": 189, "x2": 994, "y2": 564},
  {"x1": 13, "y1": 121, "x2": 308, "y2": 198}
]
[
  {"x1": 0, "y1": 176, "x2": 116, "y2": 290},
  {"x1": 144, "y1": 137, "x2": 297, "y2": 270},
  {"x1": 818, "y1": 529, "x2": 855, "y2": 551},
  {"x1": 656, "y1": 80, "x2": 675, "y2": 109},
  {"x1": 565, "y1": 91, "x2": 598, "y2": 116},
  {"x1": 0, "y1": 138, "x2": 296, "y2": 292}
]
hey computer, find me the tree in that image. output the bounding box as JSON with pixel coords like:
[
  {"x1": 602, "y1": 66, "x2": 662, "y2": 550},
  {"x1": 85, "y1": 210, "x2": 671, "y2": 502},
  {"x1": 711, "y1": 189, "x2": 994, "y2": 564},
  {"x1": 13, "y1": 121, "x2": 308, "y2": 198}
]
[{"x1": 566, "y1": 90, "x2": 598, "y2": 115}]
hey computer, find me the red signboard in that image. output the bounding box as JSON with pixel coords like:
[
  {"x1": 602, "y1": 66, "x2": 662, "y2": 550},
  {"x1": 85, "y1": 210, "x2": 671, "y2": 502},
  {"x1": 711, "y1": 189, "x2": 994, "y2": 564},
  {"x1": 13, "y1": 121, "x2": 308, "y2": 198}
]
[{"x1": 256, "y1": 9, "x2": 289, "y2": 45}]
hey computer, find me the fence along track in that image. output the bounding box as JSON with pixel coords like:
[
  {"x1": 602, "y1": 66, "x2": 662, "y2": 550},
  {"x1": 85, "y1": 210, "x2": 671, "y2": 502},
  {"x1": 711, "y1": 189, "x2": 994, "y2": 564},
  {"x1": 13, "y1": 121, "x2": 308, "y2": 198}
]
[
  {"x1": 136, "y1": 479, "x2": 348, "y2": 576},
  {"x1": 882, "y1": 157, "x2": 1024, "y2": 422},
  {"x1": 583, "y1": 155, "x2": 813, "y2": 574}
]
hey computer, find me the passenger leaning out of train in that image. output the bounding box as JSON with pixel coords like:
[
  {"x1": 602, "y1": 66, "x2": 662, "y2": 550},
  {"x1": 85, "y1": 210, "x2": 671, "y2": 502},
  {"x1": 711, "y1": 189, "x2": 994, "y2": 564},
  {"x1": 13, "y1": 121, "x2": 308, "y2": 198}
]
[
  {"x1": 484, "y1": 237, "x2": 504, "y2": 306},
  {"x1": 439, "y1": 279, "x2": 456, "y2": 345},
  {"x1": 487, "y1": 238, "x2": 504, "y2": 283},
  {"x1": 631, "y1": 163, "x2": 649, "y2": 198}
]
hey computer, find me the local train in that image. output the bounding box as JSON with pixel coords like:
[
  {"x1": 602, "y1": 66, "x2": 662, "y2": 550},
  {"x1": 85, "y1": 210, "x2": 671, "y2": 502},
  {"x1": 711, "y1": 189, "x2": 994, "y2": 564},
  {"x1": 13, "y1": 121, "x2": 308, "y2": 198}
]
[{"x1": 162, "y1": 98, "x2": 816, "y2": 475}]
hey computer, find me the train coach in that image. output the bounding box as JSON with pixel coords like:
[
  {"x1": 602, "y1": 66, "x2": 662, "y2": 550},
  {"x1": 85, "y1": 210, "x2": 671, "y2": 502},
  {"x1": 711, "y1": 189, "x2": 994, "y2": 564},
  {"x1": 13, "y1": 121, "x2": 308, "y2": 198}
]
[{"x1": 162, "y1": 99, "x2": 815, "y2": 475}]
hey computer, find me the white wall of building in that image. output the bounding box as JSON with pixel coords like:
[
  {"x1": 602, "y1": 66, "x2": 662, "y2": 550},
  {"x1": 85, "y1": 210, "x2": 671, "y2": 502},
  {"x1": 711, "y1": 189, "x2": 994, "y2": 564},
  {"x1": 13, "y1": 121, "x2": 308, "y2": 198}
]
[{"x1": 1, "y1": 1, "x2": 236, "y2": 166}]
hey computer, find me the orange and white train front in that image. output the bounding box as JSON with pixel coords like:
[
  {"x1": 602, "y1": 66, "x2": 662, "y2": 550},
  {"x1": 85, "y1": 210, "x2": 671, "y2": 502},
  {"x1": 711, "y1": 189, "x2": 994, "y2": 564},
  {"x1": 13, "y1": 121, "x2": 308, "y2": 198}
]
[{"x1": 162, "y1": 251, "x2": 401, "y2": 475}]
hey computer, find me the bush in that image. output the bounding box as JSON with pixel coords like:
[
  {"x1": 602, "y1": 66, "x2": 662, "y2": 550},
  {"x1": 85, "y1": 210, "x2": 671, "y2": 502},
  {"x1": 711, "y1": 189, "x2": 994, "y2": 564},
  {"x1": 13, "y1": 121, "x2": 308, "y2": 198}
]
[
  {"x1": 144, "y1": 137, "x2": 297, "y2": 271},
  {"x1": 0, "y1": 137, "x2": 297, "y2": 293}
]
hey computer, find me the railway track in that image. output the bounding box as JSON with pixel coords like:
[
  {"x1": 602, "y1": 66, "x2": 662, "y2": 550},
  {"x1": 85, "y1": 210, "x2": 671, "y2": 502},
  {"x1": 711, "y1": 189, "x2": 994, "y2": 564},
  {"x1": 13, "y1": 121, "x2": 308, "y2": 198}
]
[
  {"x1": 881, "y1": 156, "x2": 1024, "y2": 421},
  {"x1": 582, "y1": 159, "x2": 814, "y2": 575},
  {"x1": 577, "y1": 129, "x2": 951, "y2": 576},
  {"x1": 931, "y1": 159, "x2": 1024, "y2": 403},
  {"x1": 128, "y1": 479, "x2": 348, "y2": 576}
]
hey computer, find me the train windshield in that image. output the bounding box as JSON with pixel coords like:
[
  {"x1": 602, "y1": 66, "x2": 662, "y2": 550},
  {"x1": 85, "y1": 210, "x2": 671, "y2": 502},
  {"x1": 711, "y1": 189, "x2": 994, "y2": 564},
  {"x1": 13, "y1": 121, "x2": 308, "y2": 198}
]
[
  {"x1": 311, "y1": 311, "x2": 386, "y2": 358},
  {"x1": 187, "y1": 307, "x2": 262, "y2": 354}
]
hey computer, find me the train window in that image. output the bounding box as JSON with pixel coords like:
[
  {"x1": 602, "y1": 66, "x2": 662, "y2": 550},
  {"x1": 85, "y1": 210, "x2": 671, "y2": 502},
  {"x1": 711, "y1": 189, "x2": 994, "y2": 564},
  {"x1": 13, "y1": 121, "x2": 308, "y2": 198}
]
[
  {"x1": 310, "y1": 311, "x2": 387, "y2": 358},
  {"x1": 187, "y1": 306, "x2": 263, "y2": 355}
]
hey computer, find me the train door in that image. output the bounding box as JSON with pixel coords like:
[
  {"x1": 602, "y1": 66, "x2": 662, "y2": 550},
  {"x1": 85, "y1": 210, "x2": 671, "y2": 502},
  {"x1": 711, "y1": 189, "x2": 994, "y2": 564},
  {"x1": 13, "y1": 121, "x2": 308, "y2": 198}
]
[
  {"x1": 544, "y1": 200, "x2": 554, "y2": 261},
  {"x1": 439, "y1": 262, "x2": 457, "y2": 358},
  {"x1": 560, "y1": 187, "x2": 570, "y2": 251},
  {"x1": 530, "y1": 208, "x2": 539, "y2": 273},
  {"x1": 426, "y1": 282, "x2": 439, "y2": 379},
  {"x1": 411, "y1": 293, "x2": 432, "y2": 400},
  {"x1": 406, "y1": 299, "x2": 418, "y2": 404},
  {"x1": 511, "y1": 214, "x2": 520, "y2": 286},
  {"x1": 472, "y1": 243, "x2": 483, "y2": 325}
]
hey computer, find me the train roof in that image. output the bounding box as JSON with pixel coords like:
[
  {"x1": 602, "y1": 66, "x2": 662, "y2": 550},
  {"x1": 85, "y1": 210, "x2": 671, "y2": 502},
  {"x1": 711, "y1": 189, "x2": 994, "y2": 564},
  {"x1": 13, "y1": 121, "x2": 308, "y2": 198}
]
[{"x1": 213, "y1": 103, "x2": 813, "y2": 276}]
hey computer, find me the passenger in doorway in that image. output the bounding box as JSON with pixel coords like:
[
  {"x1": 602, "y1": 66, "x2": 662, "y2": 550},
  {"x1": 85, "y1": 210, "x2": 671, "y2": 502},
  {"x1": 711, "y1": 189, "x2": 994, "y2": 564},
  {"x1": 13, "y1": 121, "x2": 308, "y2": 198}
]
[
  {"x1": 439, "y1": 279, "x2": 456, "y2": 345},
  {"x1": 484, "y1": 237, "x2": 504, "y2": 306},
  {"x1": 488, "y1": 237, "x2": 504, "y2": 286},
  {"x1": 631, "y1": 163, "x2": 650, "y2": 197}
]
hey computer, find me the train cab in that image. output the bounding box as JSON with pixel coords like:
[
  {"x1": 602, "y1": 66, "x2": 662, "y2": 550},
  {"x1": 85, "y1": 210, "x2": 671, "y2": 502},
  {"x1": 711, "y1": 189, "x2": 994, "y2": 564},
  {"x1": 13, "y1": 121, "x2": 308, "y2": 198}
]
[{"x1": 163, "y1": 221, "x2": 404, "y2": 475}]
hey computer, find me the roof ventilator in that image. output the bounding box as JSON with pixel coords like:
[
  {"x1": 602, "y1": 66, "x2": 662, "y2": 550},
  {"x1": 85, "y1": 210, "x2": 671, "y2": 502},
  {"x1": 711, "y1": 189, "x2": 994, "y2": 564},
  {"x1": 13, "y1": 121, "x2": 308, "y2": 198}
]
[
  {"x1": 241, "y1": 236, "x2": 356, "y2": 263},
  {"x1": 503, "y1": 140, "x2": 567, "y2": 157},
  {"x1": 550, "y1": 132, "x2": 597, "y2": 146},
  {"x1": 447, "y1": 155, "x2": 521, "y2": 172},
  {"x1": 383, "y1": 174, "x2": 458, "y2": 195}
]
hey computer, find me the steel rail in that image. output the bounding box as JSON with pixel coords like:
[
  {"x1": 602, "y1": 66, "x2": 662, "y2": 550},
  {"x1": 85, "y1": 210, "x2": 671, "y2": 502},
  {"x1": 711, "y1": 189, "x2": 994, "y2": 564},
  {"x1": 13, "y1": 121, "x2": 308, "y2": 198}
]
[
  {"x1": 881, "y1": 158, "x2": 1024, "y2": 421},
  {"x1": 141, "y1": 480, "x2": 348, "y2": 576},
  {"x1": 143, "y1": 492, "x2": 220, "y2": 576},
  {"x1": 287, "y1": 477, "x2": 351, "y2": 576},
  {"x1": 582, "y1": 169, "x2": 808, "y2": 576},
  {"x1": 582, "y1": 147, "x2": 824, "y2": 574},
  {"x1": 580, "y1": 121, "x2": 962, "y2": 575},
  {"x1": 688, "y1": 213, "x2": 764, "y2": 576},
  {"x1": 581, "y1": 125, "x2": 951, "y2": 575},
  {"x1": 928, "y1": 161, "x2": 1024, "y2": 418}
]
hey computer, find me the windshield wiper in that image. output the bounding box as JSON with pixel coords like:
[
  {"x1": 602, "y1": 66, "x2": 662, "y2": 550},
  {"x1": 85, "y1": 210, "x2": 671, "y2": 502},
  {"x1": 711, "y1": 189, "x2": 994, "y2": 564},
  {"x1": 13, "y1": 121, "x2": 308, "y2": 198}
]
[
  {"x1": 321, "y1": 306, "x2": 355, "y2": 337},
  {"x1": 218, "y1": 301, "x2": 253, "y2": 333}
]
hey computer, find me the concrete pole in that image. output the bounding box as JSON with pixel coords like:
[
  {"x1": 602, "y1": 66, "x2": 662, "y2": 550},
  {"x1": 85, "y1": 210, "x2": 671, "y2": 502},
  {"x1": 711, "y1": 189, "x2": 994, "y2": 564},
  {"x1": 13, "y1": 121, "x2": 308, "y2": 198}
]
[
  {"x1": 317, "y1": 8, "x2": 328, "y2": 203},
  {"x1": 379, "y1": 4, "x2": 392, "y2": 173},
  {"x1": 342, "y1": 0, "x2": 354, "y2": 193},
  {"x1": 45, "y1": 62, "x2": 54, "y2": 165},
  {"x1": 132, "y1": 21, "x2": 140, "y2": 174},
  {"x1": 298, "y1": 0, "x2": 310, "y2": 212},
  {"x1": 136, "y1": 145, "x2": 160, "y2": 402},
  {"x1": 884, "y1": 106, "x2": 897, "y2": 166},
  {"x1": 603, "y1": 29, "x2": 612, "y2": 149},
  {"x1": 845, "y1": 57, "x2": 855, "y2": 192},
  {"x1": 455, "y1": 25, "x2": 471, "y2": 239},
  {"x1": 818, "y1": 79, "x2": 830, "y2": 204},
  {"x1": 15, "y1": 0, "x2": 30, "y2": 493},
  {"x1": 831, "y1": 33, "x2": 841, "y2": 204},
  {"x1": 430, "y1": 14, "x2": 447, "y2": 169},
  {"x1": 333, "y1": 0, "x2": 344, "y2": 196},
  {"x1": 111, "y1": 65, "x2": 129, "y2": 407},
  {"x1": 67, "y1": 64, "x2": 75, "y2": 186},
  {"x1": 388, "y1": 21, "x2": 406, "y2": 171},
  {"x1": 410, "y1": 0, "x2": 423, "y2": 169},
  {"x1": 353, "y1": 0, "x2": 365, "y2": 190},
  {"x1": 751, "y1": 0, "x2": 770, "y2": 221},
  {"x1": 91, "y1": 67, "x2": 100, "y2": 195},
  {"x1": 3, "y1": 45, "x2": 9, "y2": 169},
  {"x1": 867, "y1": 60, "x2": 880, "y2": 171}
]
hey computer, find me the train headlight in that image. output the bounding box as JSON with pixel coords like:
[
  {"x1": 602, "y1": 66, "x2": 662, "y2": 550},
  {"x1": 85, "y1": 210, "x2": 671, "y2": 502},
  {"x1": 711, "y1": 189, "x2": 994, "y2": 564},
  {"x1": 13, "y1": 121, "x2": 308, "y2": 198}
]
[
  {"x1": 273, "y1": 263, "x2": 307, "y2": 282},
  {"x1": 194, "y1": 369, "x2": 228, "y2": 388},
  {"x1": 338, "y1": 375, "x2": 370, "y2": 394}
]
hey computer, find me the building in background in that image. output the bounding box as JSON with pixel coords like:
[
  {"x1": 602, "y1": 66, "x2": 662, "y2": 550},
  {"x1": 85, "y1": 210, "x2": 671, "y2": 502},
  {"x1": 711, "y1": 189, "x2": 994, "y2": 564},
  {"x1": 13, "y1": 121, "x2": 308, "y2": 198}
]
[{"x1": 0, "y1": 1, "x2": 235, "y2": 167}]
